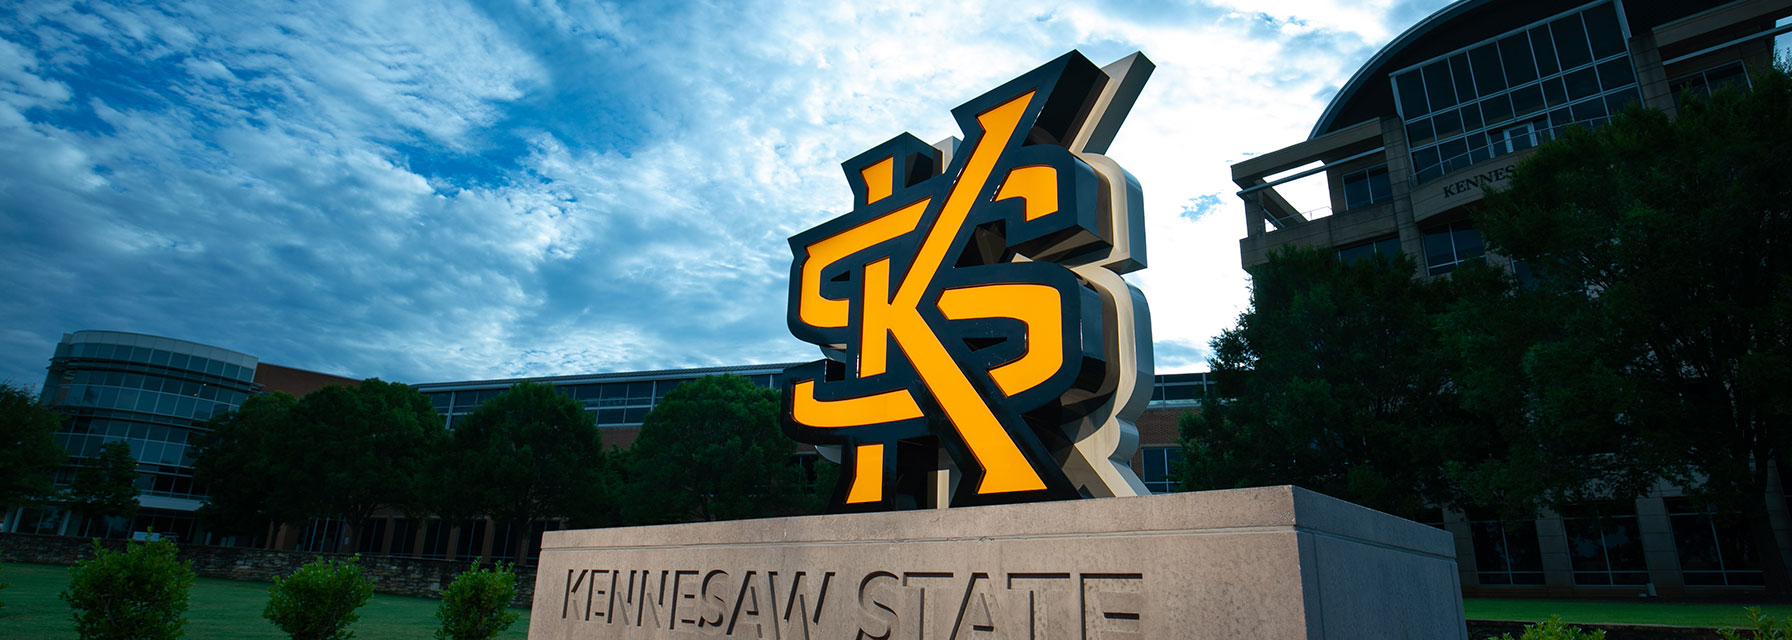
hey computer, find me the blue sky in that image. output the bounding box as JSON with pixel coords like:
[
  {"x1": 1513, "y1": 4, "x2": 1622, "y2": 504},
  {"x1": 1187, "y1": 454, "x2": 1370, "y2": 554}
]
[{"x1": 0, "y1": 0, "x2": 1451, "y2": 387}]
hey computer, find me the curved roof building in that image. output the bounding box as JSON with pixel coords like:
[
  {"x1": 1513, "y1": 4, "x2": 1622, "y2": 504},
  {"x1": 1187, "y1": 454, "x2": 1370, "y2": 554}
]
[{"x1": 1233, "y1": 0, "x2": 1788, "y2": 276}]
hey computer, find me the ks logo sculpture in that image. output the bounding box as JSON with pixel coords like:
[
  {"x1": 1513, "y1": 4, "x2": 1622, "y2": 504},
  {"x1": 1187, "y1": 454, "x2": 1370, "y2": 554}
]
[{"x1": 782, "y1": 51, "x2": 1156, "y2": 511}]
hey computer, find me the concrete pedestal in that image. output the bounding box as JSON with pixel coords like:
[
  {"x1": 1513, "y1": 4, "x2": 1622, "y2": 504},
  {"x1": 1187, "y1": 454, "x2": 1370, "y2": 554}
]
[{"x1": 528, "y1": 486, "x2": 1466, "y2": 639}]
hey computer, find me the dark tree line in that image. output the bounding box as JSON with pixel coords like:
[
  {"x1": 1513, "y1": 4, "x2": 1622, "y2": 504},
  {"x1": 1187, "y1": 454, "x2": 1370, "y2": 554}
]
[
  {"x1": 190, "y1": 373, "x2": 827, "y2": 554},
  {"x1": 1181, "y1": 67, "x2": 1792, "y2": 593}
]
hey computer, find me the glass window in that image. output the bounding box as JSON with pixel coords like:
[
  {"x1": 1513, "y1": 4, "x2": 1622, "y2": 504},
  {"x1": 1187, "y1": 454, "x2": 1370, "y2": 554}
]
[
  {"x1": 1510, "y1": 85, "x2": 1545, "y2": 118},
  {"x1": 1565, "y1": 68, "x2": 1600, "y2": 101},
  {"x1": 1395, "y1": 70, "x2": 1429, "y2": 117},
  {"x1": 1552, "y1": 15, "x2": 1592, "y2": 69},
  {"x1": 626, "y1": 382, "x2": 653, "y2": 401},
  {"x1": 1570, "y1": 98, "x2": 1607, "y2": 124},
  {"x1": 356, "y1": 519, "x2": 388, "y2": 554},
  {"x1": 1469, "y1": 45, "x2": 1506, "y2": 97},
  {"x1": 1439, "y1": 138, "x2": 1470, "y2": 174},
  {"x1": 1604, "y1": 89, "x2": 1640, "y2": 115},
  {"x1": 1449, "y1": 54, "x2": 1477, "y2": 103},
  {"x1": 1563, "y1": 503, "x2": 1650, "y2": 585},
  {"x1": 167, "y1": 353, "x2": 189, "y2": 370},
  {"x1": 1432, "y1": 108, "x2": 1464, "y2": 139},
  {"x1": 455, "y1": 520, "x2": 486, "y2": 560},
  {"x1": 1342, "y1": 165, "x2": 1392, "y2": 210},
  {"x1": 149, "y1": 350, "x2": 170, "y2": 366},
  {"x1": 597, "y1": 409, "x2": 625, "y2": 425},
  {"x1": 1582, "y1": 3, "x2": 1625, "y2": 59},
  {"x1": 1336, "y1": 235, "x2": 1402, "y2": 264},
  {"x1": 1666, "y1": 498, "x2": 1762, "y2": 586},
  {"x1": 1406, "y1": 117, "x2": 1435, "y2": 146},
  {"x1": 1542, "y1": 77, "x2": 1568, "y2": 106},
  {"x1": 1529, "y1": 26, "x2": 1560, "y2": 76},
  {"x1": 600, "y1": 383, "x2": 628, "y2": 400},
  {"x1": 1499, "y1": 34, "x2": 1537, "y2": 86},
  {"x1": 1596, "y1": 58, "x2": 1635, "y2": 91},
  {"x1": 623, "y1": 407, "x2": 649, "y2": 424},
  {"x1": 1140, "y1": 447, "x2": 1183, "y2": 494},
  {"x1": 1470, "y1": 518, "x2": 1546, "y2": 585},
  {"x1": 1423, "y1": 62, "x2": 1457, "y2": 112},
  {"x1": 1481, "y1": 93, "x2": 1514, "y2": 126},
  {"x1": 1459, "y1": 103, "x2": 1484, "y2": 131},
  {"x1": 1424, "y1": 222, "x2": 1485, "y2": 275}
]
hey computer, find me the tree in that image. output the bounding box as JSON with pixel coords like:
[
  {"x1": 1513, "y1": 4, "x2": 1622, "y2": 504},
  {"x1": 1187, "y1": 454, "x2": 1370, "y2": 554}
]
[
  {"x1": 1472, "y1": 66, "x2": 1792, "y2": 592},
  {"x1": 623, "y1": 374, "x2": 807, "y2": 524},
  {"x1": 193, "y1": 381, "x2": 446, "y2": 550},
  {"x1": 290, "y1": 380, "x2": 447, "y2": 551},
  {"x1": 61, "y1": 538, "x2": 195, "y2": 640},
  {"x1": 0, "y1": 382, "x2": 64, "y2": 511},
  {"x1": 66, "y1": 441, "x2": 141, "y2": 534},
  {"x1": 263, "y1": 555, "x2": 374, "y2": 640},
  {"x1": 447, "y1": 381, "x2": 613, "y2": 562},
  {"x1": 192, "y1": 392, "x2": 308, "y2": 537},
  {"x1": 1178, "y1": 248, "x2": 1480, "y2": 519}
]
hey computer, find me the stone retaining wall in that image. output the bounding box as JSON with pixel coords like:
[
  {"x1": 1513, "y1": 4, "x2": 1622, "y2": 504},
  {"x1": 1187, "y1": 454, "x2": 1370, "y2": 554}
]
[{"x1": 0, "y1": 532, "x2": 536, "y2": 608}]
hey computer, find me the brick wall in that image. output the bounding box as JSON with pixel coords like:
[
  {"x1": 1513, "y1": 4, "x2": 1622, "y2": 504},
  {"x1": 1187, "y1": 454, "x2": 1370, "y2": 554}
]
[{"x1": 0, "y1": 532, "x2": 536, "y2": 608}]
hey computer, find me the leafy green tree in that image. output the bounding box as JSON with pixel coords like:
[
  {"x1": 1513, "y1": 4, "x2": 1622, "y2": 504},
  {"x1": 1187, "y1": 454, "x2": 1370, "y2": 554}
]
[
  {"x1": 624, "y1": 374, "x2": 807, "y2": 523},
  {"x1": 66, "y1": 441, "x2": 142, "y2": 535},
  {"x1": 263, "y1": 555, "x2": 375, "y2": 640},
  {"x1": 434, "y1": 562, "x2": 520, "y2": 640},
  {"x1": 0, "y1": 382, "x2": 64, "y2": 510},
  {"x1": 1472, "y1": 66, "x2": 1792, "y2": 592},
  {"x1": 60, "y1": 538, "x2": 195, "y2": 640},
  {"x1": 447, "y1": 381, "x2": 614, "y2": 561},
  {"x1": 1178, "y1": 248, "x2": 1478, "y2": 519},
  {"x1": 193, "y1": 392, "x2": 309, "y2": 537},
  {"x1": 290, "y1": 380, "x2": 447, "y2": 551}
]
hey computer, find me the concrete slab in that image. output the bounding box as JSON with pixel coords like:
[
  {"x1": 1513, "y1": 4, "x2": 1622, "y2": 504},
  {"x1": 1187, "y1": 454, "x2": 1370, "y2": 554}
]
[{"x1": 527, "y1": 485, "x2": 1466, "y2": 639}]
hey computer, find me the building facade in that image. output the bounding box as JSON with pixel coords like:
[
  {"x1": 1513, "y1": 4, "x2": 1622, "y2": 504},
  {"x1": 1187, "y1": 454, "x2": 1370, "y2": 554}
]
[
  {"x1": 1231, "y1": 0, "x2": 1792, "y2": 596},
  {"x1": 0, "y1": 330, "x2": 355, "y2": 544}
]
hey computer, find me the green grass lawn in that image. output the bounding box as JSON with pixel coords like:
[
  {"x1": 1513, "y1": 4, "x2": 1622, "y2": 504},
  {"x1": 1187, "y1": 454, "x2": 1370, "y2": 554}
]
[
  {"x1": 1465, "y1": 597, "x2": 1792, "y2": 628},
  {"x1": 0, "y1": 562, "x2": 530, "y2": 639}
]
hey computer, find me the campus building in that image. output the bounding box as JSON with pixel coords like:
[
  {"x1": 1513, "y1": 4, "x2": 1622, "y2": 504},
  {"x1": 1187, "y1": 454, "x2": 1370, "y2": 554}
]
[
  {"x1": 1230, "y1": 0, "x2": 1792, "y2": 596},
  {"x1": 0, "y1": 330, "x2": 355, "y2": 544}
]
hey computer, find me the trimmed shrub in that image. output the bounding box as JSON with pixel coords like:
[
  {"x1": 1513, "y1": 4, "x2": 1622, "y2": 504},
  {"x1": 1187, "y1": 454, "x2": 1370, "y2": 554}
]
[
  {"x1": 264, "y1": 554, "x2": 376, "y2": 640},
  {"x1": 1720, "y1": 607, "x2": 1792, "y2": 640},
  {"x1": 435, "y1": 562, "x2": 522, "y2": 640},
  {"x1": 1496, "y1": 616, "x2": 1605, "y2": 640},
  {"x1": 59, "y1": 539, "x2": 196, "y2": 640}
]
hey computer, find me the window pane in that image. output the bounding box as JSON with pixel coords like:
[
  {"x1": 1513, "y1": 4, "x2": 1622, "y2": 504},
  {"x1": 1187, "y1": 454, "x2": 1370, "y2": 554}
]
[
  {"x1": 1565, "y1": 67, "x2": 1600, "y2": 101},
  {"x1": 1460, "y1": 103, "x2": 1484, "y2": 131},
  {"x1": 1344, "y1": 173, "x2": 1371, "y2": 209},
  {"x1": 1407, "y1": 117, "x2": 1435, "y2": 146},
  {"x1": 1552, "y1": 15, "x2": 1592, "y2": 69},
  {"x1": 1412, "y1": 146, "x2": 1441, "y2": 174},
  {"x1": 1423, "y1": 62, "x2": 1458, "y2": 111},
  {"x1": 1529, "y1": 26, "x2": 1560, "y2": 76},
  {"x1": 1454, "y1": 225, "x2": 1484, "y2": 260},
  {"x1": 1582, "y1": 3, "x2": 1625, "y2": 59},
  {"x1": 1499, "y1": 34, "x2": 1537, "y2": 85},
  {"x1": 1510, "y1": 84, "x2": 1545, "y2": 117},
  {"x1": 1482, "y1": 93, "x2": 1513, "y2": 125},
  {"x1": 1439, "y1": 138, "x2": 1469, "y2": 173},
  {"x1": 1604, "y1": 89, "x2": 1640, "y2": 114},
  {"x1": 1424, "y1": 229, "x2": 1456, "y2": 271},
  {"x1": 1570, "y1": 98, "x2": 1607, "y2": 123},
  {"x1": 1597, "y1": 58, "x2": 1635, "y2": 91},
  {"x1": 1450, "y1": 54, "x2": 1477, "y2": 103},
  {"x1": 1395, "y1": 71, "x2": 1429, "y2": 117},
  {"x1": 1432, "y1": 108, "x2": 1463, "y2": 138},
  {"x1": 1469, "y1": 45, "x2": 1506, "y2": 96},
  {"x1": 1367, "y1": 167, "x2": 1392, "y2": 202},
  {"x1": 1543, "y1": 76, "x2": 1568, "y2": 106}
]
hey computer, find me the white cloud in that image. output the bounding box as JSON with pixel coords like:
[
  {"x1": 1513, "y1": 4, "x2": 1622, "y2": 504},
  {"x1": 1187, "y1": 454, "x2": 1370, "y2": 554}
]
[{"x1": 0, "y1": 0, "x2": 1452, "y2": 386}]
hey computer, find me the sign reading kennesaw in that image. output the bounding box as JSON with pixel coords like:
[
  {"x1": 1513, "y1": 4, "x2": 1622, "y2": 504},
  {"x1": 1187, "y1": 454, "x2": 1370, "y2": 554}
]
[
  {"x1": 1411, "y1": 151, "x2": 1526, "y2": 222},
  {"x1": 781, "y1": 50, "x2": 1156, "y2": 511}
]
